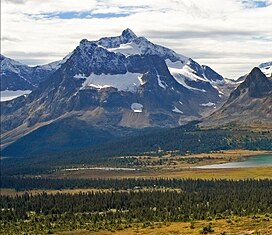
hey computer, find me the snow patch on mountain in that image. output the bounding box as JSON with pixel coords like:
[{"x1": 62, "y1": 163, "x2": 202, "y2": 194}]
[
  {"x1": 212, "y1": 85, "x2": 224, "y2": 95},
  {"x1": 1, "y1": 90, "x2": 31, "y2": 102},
  {"x1": 201, "y1": 102, "x2": 215, "y2": 107},
  {"x1": 138, "y1": 76, "x2": 145, "y2": 85},
  {"x1": 166, "y1": 59, "x2": 206, "y2": 82},
  {"x1": 169, "y1": 69, "x2": 206, "y2": 92},
  {"x1": 157, "y1": 76, "x2": 166, "y2": 89},
  {"x1": 79, "y1": 72, "x2": 143, "y2": 92},
  {"x1": 172, "y1": 106, "x2": 183, "y2": 114},
  {"x1": 154, "y1": 69, "x2": 167, "y2": 89},
  {"x1": 165, "y1": 59, "x2": 226, "y2": 94},
  {"x1": 131, "y1": 103, "x2": 143, "y2": 113},
  {"x1": 108, "y1": 42, "x2": 142, "y2": 57}
]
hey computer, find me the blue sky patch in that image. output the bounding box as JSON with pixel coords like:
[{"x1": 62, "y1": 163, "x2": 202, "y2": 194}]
[
  {"x1": 27, "y1": 11, "x2": 131, "y2": 20},
  {"x1": 242, "y1": 0, "x2": 271, "y2": 8}
]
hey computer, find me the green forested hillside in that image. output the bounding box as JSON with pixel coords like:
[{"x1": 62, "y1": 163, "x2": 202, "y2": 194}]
[
  {"x1": 1, "y1": 122, "x2": 271, "y2": 176},
  {"x1": 1, "y1": 179, "x2": 272, "y2": 234}
]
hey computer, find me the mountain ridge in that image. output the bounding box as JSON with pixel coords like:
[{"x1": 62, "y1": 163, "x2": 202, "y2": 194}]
[
  {"x1": 0, "y1": 29, "x2": 241, "y2": 152},
  {"x1": 0, "y1": 54, "x2": 61, "y2": 91}
]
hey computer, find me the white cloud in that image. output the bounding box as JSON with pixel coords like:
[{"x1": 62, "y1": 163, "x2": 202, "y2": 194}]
[{"x1": 1, "y1": 0, "x2": 272, "y2": 79}]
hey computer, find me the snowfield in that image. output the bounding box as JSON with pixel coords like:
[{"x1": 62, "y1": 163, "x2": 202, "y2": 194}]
[
  {"x1": 77, "y1": 73, "x2": 143, "y2": 92},
  {"x1": 172, "y1": 106, "x2": 183, "y2": 114},
  {"x1": 131, "y1": 103, "x2": 143, "y2": 113},
  {"x1": 201, "y1": 102, "x2": 215, "y2": 107},
  {"x1": 0, "y1": 90, "x2": 31, "y2": 102},
  {"x1": 108, "y1": 42, "x2": 142, "y2": 57}
]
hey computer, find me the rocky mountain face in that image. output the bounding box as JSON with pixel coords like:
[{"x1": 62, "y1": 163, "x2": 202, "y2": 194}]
[
  {"x1": 1, "y1": 29, "x2": 237, "y2": 153},
  {"x1": 0, "y1": 54, "x2": 63, "y2": 91},
  {"x1": 201, "y1": 67, "x2": 272, "y2": 128}
]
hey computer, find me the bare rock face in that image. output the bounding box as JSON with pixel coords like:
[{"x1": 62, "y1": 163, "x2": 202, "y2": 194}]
[{"x1": 201, "y1": 67, "x2": 272, "y2": 128}]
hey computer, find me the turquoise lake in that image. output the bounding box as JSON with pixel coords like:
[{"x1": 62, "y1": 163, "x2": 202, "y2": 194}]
[{"x1": 197, "y1": 153, "x2": 272, "y2": 169}]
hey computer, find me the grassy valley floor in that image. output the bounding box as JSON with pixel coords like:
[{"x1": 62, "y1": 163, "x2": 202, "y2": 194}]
[
  {"x1": 51, "y1": 166, "x2": 272, "y2": 180},
  {"x1": 50, "y1": 150, "x2": 272, "y2": 180},
  {"x1": 55, "y1": 215, "x2": 272, "y2": 235}
]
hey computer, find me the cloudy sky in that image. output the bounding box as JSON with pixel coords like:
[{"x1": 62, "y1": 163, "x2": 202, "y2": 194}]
[{"x1": 2, "y1": 0, "x2": 272, "y2": 79}]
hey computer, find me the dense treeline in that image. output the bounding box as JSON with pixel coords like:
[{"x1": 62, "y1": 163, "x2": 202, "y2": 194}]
[
  {"x1": 1, "y1": 176, "x2": 272, "y2": 192},
  {"x1": 1, "y1": 179, "x2": 272, "y2": 234},
  {"x1": 2, "y1": 123, "x2": 271, "y2": 176}
]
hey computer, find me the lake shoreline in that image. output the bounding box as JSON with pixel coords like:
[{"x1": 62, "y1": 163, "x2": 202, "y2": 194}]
[{"x1": 195, "y1": 153, "x2": 272, "y2": 169}]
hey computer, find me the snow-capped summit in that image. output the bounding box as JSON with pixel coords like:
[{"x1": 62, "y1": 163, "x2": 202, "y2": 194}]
[
  {"x1": 92, "y1": 28, "x2": 138, "y2": 49},
  {"x1": 74, "y1": 29, "x2": 226, "y2": 95},
  {"x1": 2, "y1": 29, "x2": 226, "y2": 96},
  {"x1": 79, "y1": 29, "x2": 183, "y2": 63}
]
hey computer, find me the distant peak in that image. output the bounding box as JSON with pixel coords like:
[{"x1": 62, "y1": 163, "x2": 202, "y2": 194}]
[
  {"x1": 121, "y1": 28, "x2": 137, "y2": 40},
  {"x1": 0, "y1": 54, "x2": 7, "y2": 60},
  {"x1": 229, "y1": 66, "x2": 271, "y2": 99},
  {"x1": 79, "y1": 39, "x2": 97, "y2": 49},
  {"x1": 79, "y1": 39, "x2": 89, "y2": 45},
  {"x1": 243, "y1": 67, "x2": 267, "y2": 86},
  {"x1": 250, "y1": 67, "x2": 263, "y2": 74},
  {"x1": 246, "y1": 67, "x2": 268, "y2": 82}
]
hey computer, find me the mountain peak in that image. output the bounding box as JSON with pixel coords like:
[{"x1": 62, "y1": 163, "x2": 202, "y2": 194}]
[
  {"x1": 201, "y1": 66, "x2": 272, "y2": 127},
  {"x1": 229, "y1": 67, "x2": 271, "y2": 101},
  {"x1": 243, "y1": 67, "x2": 269, "y2": 86},
  {"x1": 121, "y1": 28, "x2": 137, "y2": 40},
  {"x1": 250, "y1": 66, "x2": 262, "y2": 75}
]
